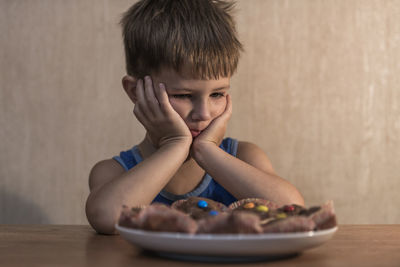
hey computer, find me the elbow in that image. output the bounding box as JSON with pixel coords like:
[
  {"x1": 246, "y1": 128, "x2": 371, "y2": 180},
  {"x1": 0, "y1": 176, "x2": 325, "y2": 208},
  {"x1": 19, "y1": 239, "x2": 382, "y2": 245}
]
[
  {"x1": 85, "y1": 195, "x2": 119, "y2": 235},
  {"x1": 288, "y1": 190, "x2": 305, "y2": 207},
  {"x1": 292, "y1": 198, "x2": 305, "y2": 207},
  {"x1": 273, "y1": 188, "x2": 305, "y2": 207}
]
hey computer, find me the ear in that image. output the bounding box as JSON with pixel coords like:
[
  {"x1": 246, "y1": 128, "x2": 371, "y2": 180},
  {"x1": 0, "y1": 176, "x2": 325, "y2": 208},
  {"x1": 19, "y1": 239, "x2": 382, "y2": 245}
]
[{"x1": 122, "y1": 75, "x2": 138, "y2": 103}]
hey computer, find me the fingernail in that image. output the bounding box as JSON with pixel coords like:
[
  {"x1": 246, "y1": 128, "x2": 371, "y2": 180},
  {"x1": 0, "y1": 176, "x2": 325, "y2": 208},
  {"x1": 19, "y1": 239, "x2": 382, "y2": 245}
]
[{"x1": 159, "y1": 83, "x2": 164, "y2": 89}]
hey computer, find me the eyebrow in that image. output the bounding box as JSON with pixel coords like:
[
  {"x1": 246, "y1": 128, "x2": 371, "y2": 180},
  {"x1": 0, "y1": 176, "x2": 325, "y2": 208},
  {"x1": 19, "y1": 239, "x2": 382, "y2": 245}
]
[{"x1": 169, "y1": 86, "x2": 230, "y2": 92}]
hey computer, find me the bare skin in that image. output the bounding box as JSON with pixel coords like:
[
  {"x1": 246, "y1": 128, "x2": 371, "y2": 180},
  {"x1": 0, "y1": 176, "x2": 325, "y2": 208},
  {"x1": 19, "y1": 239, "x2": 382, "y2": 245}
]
[{"x1": 85, "y1": 68, "x2": 304, "y2": 234}]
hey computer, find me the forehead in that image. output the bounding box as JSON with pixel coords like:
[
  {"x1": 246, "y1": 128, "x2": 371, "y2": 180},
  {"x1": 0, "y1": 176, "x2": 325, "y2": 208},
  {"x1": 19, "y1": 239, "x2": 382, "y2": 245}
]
[{"x1": 153, "y1": 66, "x2": 230, "y2": 91}]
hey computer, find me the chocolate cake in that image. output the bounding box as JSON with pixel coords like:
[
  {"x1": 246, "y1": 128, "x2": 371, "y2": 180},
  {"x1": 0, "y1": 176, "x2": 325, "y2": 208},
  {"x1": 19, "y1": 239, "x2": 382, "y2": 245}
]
[
  {"x1": 307, "y1": 201, "x2": 337, "y2": 230},
  {"x1": 262, "y1": 216, "x2": 316, "y2": 233},
  {"x1": 118, "y1": 198, "x2": 337, "y2": 234},
  {"x1": 118, "y1": 203, "x2": 198, "y2": 233},
  {"x1": 197, "y1": 211, "x2": 263, "y2": 234},
  {"x1": 229, "y1": 198, "x2": 283, "y2": 223},
  {"x1": 118, "y1": 205, "x2": 146, "y2": 229},
  {"x1": 171, "y1": 197, "x2": 229, "y2": 220},
  {"x1": 229, "y1": 198, "x2": 280, "y2": 211},
  {"x1": 276, "y1": 204, "x2": 308, "y2": 216}
]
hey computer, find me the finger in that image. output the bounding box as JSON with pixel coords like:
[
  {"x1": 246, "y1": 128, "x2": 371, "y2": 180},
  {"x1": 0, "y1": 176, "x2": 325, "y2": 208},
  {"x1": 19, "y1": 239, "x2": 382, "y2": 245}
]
[
  {"x1": 224, "y1": 94, "x2": 233, "y2": 119},
  {"x1": 143, "y1": 76, "x2": 161, "y2": 116},
  {"x1": 135, "y1": 79, "x2": 152, "y2": 121},
  {"x1": 133, "y1": 104, "x2": 152, "y2": 130},
  {"x1": 156, "y1": 83, "x2": 174, "y2": 114},
  {"x1": 217, "y1": 94, "x2": 232, "y2": 121}
]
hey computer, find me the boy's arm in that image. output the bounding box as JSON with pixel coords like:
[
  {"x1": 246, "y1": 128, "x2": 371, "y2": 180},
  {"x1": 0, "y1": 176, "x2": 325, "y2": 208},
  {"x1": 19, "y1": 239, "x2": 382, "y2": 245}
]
[
  {"x1": 85, "y1": 141, "x2": 190, "y2": 235},
  {"x1": 192, "y1": 140, "x2": 305, "y2": 207},
  {"x1": 86, "y1": 76, "x2": 192, "y2": 235},
  {"x1": 191, "y1": 95, "x2": 304, "y2": 207}
]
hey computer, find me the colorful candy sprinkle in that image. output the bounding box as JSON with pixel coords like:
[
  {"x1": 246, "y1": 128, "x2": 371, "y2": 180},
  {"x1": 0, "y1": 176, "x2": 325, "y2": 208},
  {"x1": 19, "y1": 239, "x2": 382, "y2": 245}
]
[
  {"x1": 209, "y1": 210, "x2": 219, "y2": 216},
  {"x1": 243, "y1": 202, "x2": 255, "y2": 209},
  {"x1": 197, "y1": 200, "x2": 208, "y2": 208},
  {"x1": 256, "y1": 205, "x2": 269, "y2": 212},
  {"x1": 283, "y1": 205, "x2": 295, "y2": 212},
  {"x1": 276, "y1": 213, "x2": 287, "y2": 219}
]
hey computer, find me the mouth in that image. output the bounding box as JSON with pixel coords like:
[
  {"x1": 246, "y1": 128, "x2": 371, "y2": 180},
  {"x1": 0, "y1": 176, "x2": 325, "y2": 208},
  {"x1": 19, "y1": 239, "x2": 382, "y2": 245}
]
[{"x1": 190, "y1": 129, "x2": 202, "y2": 138}]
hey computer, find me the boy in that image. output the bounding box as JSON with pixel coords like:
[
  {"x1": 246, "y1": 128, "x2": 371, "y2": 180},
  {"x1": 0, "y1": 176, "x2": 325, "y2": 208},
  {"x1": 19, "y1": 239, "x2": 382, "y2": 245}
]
[{"x1": 86, "y1": 0, "x2": 304, "y2": 235}]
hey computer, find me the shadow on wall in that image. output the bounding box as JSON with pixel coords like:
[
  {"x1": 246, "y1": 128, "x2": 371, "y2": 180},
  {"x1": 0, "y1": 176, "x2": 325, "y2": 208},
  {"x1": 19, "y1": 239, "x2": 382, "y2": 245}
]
[{"x1": 0, "y1": 188, "x2": 50, "y2": 224}]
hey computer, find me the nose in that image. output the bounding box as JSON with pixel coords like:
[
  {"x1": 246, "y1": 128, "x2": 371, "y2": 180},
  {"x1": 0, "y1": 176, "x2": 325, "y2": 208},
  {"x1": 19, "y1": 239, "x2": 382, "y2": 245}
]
[{"x1": 191, "y1": 99, "x2": 211, "y2": 121}]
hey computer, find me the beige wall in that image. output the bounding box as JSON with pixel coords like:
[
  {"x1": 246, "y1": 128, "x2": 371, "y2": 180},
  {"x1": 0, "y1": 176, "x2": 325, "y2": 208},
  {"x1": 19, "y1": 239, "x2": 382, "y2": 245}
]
[{"x1": 1, "y1": 0, "x2": 399, "y2": 224}]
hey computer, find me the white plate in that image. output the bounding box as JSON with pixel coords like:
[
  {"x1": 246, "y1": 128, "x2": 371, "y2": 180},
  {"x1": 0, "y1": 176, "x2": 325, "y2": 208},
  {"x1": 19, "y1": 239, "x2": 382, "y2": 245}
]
[{"x1": 116, "y1": 224, "x2": 338, "y2": 261}]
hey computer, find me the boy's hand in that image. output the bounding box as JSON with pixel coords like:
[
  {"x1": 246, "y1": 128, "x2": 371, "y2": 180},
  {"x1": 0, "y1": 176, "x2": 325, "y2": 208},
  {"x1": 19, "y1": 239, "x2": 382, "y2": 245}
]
[
  {"x1": 191, "y1": 94, "x2": 232, "y2": 153},
  {"x1": 133, "y1": 76, "x2": 192, "y2": 148}
]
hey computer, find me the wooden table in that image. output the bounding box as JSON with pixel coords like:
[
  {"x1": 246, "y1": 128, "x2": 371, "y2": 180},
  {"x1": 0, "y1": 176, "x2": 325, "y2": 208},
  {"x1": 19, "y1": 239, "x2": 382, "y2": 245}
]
[{"x1": 0, "y1": 225, "x2": 399, "y2": 267}]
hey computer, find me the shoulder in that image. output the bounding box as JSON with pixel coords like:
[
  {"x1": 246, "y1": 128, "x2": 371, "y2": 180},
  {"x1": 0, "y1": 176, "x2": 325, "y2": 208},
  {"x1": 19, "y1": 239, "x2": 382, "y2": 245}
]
[
  {"x1": 88, "y1": 159, "x2": 125, "y2": 192},
  {"x1": 236, "y1": 141, "x2": 276, "y2": 175}
]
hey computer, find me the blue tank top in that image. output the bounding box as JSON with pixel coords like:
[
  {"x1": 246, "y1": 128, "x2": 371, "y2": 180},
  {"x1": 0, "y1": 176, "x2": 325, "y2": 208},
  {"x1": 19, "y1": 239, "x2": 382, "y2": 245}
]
[{"x1": 113, "y1": 138, "x2": 238, "y2": 206}]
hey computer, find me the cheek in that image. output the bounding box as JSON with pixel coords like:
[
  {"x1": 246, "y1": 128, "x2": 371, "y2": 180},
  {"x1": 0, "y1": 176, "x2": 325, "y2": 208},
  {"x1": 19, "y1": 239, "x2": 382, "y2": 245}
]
[
  {"x1": 212, "y1": 98, "x2": 227, "y2": 117},
  {"x1": 168, "y1": 99, "x2": 189, "y2": 119}
]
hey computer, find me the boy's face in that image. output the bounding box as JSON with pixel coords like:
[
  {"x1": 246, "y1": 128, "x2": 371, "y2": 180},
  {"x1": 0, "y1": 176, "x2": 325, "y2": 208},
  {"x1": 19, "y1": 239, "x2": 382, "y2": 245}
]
[{"x1": 151, "y1": 67, "x2": 230, "y2": 137}]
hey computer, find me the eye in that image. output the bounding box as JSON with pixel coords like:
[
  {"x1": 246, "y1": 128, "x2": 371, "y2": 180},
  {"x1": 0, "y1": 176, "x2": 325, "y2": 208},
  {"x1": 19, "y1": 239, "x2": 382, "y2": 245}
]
[
  {"x1": 172, "y1": 94, "x2": 192, "y2": 99},
  {"x1": 210, "y1": 92, "x2": 225, "y2": 98}
]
